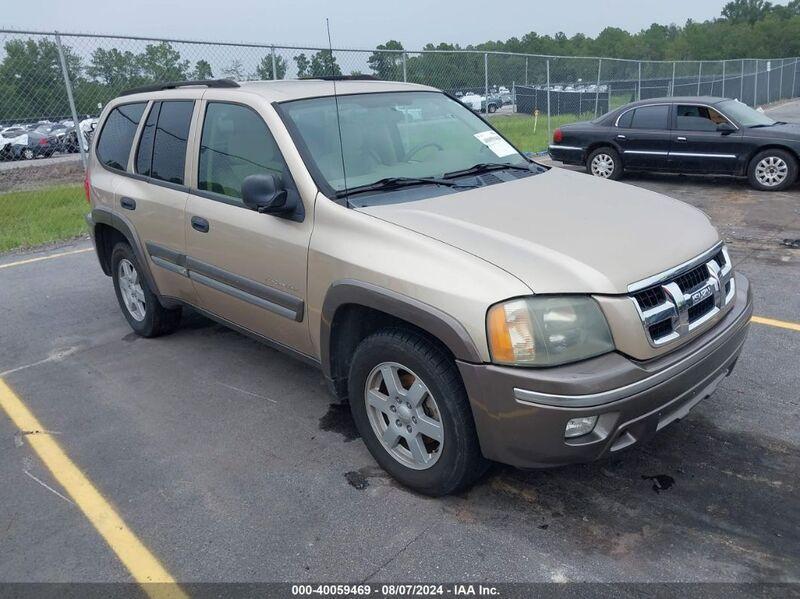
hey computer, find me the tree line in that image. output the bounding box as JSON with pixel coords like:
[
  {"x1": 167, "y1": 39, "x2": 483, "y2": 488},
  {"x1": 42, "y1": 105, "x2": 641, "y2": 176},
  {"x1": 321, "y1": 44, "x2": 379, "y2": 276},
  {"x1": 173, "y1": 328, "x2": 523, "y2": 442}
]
[{"x1": 1, "y1": 0, "x2": 799, "y2": 121}]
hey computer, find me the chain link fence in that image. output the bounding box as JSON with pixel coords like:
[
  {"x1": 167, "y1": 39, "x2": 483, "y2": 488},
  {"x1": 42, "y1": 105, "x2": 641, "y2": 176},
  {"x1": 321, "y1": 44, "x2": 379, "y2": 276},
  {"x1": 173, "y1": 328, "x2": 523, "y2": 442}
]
[{"x1": 1, "y1": 28, "x2": 799, "y2": 248}]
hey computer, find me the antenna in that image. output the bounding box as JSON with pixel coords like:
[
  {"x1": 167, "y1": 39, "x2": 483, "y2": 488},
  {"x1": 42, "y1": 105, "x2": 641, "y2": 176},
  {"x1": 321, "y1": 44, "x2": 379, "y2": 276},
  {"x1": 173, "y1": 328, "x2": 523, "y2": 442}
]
[{"x1": 326, "y1": 18, "x2": 349, "y2": 200}]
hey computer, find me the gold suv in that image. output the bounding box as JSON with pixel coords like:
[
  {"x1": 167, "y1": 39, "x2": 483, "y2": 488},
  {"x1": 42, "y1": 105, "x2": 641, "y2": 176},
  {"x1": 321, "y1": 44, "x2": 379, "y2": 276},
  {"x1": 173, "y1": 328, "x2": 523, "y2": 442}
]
[{"x1": 86, "y1": 78, "x2": 752, "y2": 495}]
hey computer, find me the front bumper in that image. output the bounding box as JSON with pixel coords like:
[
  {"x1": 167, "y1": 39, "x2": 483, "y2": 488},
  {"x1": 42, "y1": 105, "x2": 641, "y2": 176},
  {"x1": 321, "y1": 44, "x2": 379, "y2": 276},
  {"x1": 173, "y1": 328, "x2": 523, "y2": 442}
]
[{"x1": 457, "y1": 272, "x2": 753, "y2": 468}]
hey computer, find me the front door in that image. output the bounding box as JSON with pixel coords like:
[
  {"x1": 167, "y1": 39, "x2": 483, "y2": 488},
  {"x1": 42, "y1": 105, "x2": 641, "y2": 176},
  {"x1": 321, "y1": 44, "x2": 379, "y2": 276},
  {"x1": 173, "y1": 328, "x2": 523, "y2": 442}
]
[
  {"x1": 184, "y1": 100, "x2": 315, "y2": 357},
  {"x1": 614, "y1": 104, "x2": 672, "y2": 169},
  {"x1": 669, "y1": 104, "x2": 743, "y2": 174}
]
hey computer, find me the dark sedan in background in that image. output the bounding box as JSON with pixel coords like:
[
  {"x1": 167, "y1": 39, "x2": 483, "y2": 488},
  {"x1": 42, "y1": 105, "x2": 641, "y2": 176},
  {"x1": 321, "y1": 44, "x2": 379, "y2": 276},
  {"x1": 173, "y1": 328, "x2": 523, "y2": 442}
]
[{"x1": 549, "y1": 96, "x2": 800, "y2": 191}]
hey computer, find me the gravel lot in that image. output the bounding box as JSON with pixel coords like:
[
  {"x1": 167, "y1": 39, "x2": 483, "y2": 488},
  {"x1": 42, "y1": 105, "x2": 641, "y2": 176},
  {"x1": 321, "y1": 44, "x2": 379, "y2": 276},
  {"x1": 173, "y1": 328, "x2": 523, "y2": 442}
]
[{"x1": 0, "y1": 102, "x2": 798, "y2": 587}]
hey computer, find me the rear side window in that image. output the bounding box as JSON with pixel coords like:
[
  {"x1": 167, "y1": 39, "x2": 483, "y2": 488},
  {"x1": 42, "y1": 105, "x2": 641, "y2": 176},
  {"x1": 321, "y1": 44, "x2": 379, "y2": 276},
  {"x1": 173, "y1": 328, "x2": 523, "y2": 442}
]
[
  {"x1": 96, "y1": 103, "x2": 146, "y2": 170},
  {"x1": 616, "y1": 110, "x2": 634, "y2": 128},
  {"x1": 136, "y1": 101, "x2": 194, "y2": 185},
  {"x1": 198, "y1": 102, "x2": 290, "y2": 202},
  {"x1": 630, "y1": 105, "x2": 670, "y2": 130}
]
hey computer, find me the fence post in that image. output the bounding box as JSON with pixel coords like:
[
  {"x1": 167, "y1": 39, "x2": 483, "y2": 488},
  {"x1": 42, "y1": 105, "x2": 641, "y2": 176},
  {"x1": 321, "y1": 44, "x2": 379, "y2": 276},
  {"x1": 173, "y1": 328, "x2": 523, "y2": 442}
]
[
  {"x1": 697, "y1": 62, "x2": 702, "y2": 95},
  {"x1": 740, "y1": 59, "x2": 745, "y2": 101},
  {"x1": 525, "y1": 56, "x2": 528, "y2": 86},
  {"x1": 793, "y1": 58, "x2": 798, "y2": 98},
  {"x1": 484, "y1": 53, "x2": 489, "y2": 112},
  {"x1": 546, "y1": 59, "x2": 551, "y2": 144},
  {"x1": 722, "y1": 60, "x2": 726, "y2": 97},
  {"x1": 754, "y1": 60, "x2": 758, "y2": 106},
  {"x1": 55, "y1": 32, "x2": 87, "y2": 170},
  {"x1": 402, "y1": 52, "x2": 407, "y2": 82},
  {"x1": 671, "y1": 61, "x2": 676, "y2": 96},
  {"x1": 594, "y1": 58, "x2": 602, "y2": 117},
  {"x1": 637, "y1": 61, "x2": 642, "y2": 100},
  {"x1": 779, "y1": 58, "x2": 784, "y2": 99},
  {"x1": 271, "y1": 46, "x2": 277, "y2": 80},
  {"x1": 767, "y1": 61, "x2": 771, "y2": 103}
]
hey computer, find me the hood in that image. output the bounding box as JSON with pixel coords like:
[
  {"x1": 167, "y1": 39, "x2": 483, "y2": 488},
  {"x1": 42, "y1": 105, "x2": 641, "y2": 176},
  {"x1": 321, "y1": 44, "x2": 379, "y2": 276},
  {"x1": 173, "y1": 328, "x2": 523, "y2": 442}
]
[
  {"x1": 748, "y1": 121, "x2": 800, "y2": 139},
  {"x1": 357, "y1": 167, "x2": 720, "y2": 294}
]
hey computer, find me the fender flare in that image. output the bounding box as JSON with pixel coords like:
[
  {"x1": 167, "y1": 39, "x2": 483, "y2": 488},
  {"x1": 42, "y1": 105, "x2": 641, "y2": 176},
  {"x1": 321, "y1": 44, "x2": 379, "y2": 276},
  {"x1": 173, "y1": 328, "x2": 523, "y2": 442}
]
[
  {"x1": 319, "y1": 279, "x2": 483, "y2": 380},
  {"x1": 90, "y1": 206, "x2": 161, "y2": 298}
]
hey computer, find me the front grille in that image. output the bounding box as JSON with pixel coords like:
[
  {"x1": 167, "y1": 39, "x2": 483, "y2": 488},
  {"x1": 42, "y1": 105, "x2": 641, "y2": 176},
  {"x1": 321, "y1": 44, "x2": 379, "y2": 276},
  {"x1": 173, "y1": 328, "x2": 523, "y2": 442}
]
[{"x1": 630, "y1": 245, "x2": 735, "y2": 347}]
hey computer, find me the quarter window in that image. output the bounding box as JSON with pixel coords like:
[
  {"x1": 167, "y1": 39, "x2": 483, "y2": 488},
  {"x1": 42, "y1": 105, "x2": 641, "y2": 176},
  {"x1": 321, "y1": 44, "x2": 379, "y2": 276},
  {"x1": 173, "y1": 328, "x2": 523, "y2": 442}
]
[
  {"x1": 630, "y1": 105, "x2": 670, "y2": 130},
  {"x1": 676, "y1": 105, "x2": 729, "y2": 132},
  {"x1": 96, "y1": 103, "x2": 146, "y2": 171},
  {"x1": 198, "y1": 102, "x2": 290, "y2": 202}
]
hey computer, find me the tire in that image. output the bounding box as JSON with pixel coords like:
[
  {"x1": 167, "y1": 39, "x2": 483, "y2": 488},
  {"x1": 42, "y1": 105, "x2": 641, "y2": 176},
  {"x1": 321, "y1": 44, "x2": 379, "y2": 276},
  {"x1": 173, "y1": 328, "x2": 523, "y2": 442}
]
[
  {"x1": 747, "y1": 149, "x2": 797, "y2": 191},
  {"x1": 22, "y1": 148, "x2": 34, "y2": 160},
  {"x1": 111, "y1": 242, "x2": 181, "y2": 337},
  {"x1": 348, "y1": 328, "x2": 489, "y2": 496},
  {"x1": 586, "y1": 147, "x2": 623, "y2": 180},
  {"x1": 487, "y1": 103, "x2": 498, "y2": 114}
]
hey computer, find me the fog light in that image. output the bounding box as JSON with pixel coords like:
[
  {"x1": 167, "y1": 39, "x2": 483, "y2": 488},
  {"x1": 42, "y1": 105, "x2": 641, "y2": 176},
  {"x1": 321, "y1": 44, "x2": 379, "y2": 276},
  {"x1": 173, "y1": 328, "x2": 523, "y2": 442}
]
[{"x1": 565, "y1": 416, "x2": 598, "y2": 439}]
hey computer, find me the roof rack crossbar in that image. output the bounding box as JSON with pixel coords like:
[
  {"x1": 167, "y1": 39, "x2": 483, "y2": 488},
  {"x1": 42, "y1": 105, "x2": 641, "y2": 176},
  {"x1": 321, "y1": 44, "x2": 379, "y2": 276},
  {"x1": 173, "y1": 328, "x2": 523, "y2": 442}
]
[
  {"x1": 119, "y1": 79, "x2": 240, "y2": 96},
  {"x1": 299, "y1": 75, "x2": 378, "y2": 81}
]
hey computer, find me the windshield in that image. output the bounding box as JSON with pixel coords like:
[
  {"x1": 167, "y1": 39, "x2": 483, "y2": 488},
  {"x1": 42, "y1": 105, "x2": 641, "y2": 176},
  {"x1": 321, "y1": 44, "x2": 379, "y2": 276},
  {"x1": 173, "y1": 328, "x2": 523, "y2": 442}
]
[
  {"x1": 279, "y1": 91, "x2": 528, "y2": 193},
  {"x1": 718, "y1": 99, "x2": 775, "y2": 127}
]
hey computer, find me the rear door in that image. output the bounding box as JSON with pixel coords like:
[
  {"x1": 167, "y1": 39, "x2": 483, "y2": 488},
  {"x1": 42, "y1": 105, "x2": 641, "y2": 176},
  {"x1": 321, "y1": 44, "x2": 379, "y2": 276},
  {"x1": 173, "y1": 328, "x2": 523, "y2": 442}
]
[
  {"x1": 614, "y1": 104, "x2": 671, "y2": 169},
  {"x1": 669, "y1": 103, "x2": 743, "y2": 174},
  {"x1": 184, "y1": 98, "x2": 315, "y2": 356},
  {"x1": 112, "y1": 97, "x2": 198, "y2": 303}
]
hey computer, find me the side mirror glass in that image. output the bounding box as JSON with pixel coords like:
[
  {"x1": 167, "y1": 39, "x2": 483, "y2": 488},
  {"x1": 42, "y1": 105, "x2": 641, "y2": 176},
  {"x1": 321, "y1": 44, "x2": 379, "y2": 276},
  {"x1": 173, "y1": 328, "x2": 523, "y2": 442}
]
[{"x1": 241, "y1": 173, "x2": 294, "y2": 216}]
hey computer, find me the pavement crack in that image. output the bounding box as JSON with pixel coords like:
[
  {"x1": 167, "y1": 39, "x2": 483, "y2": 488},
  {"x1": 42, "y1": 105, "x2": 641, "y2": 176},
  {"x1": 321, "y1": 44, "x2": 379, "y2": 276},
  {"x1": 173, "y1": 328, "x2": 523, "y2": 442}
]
[
  {"x1": 23, "y1": 470, "x2": 74, "y2": 506},
  {"x1": 361, "y1": 527, "x2": 427, "y2": 583}
]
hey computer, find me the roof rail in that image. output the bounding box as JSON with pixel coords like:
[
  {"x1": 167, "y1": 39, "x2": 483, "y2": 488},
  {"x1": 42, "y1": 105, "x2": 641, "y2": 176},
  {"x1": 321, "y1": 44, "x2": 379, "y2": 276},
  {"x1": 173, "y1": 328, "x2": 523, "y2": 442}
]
[
  {"x1": 119, "y1": 79, "x2": 240, "y2": 97},
  {"x1": 300, "y1": 74, "x2": 378, "y2": 82}
]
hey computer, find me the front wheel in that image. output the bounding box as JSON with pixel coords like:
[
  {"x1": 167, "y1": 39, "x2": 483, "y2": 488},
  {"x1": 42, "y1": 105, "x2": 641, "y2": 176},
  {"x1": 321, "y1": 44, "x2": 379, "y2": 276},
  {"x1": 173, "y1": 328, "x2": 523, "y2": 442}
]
[
  {"x1": 111, "y1": 242, "x2": 182, "y2": 337},
  {"x1": 586, "y1": 147, "x2": 623, "y2": 180},
  {"x1": 348, "y1": 329, "x2": 489, "y2": 496},
  {"x1": 748, "y1": 149, "x2": 797, "y2": 191}
]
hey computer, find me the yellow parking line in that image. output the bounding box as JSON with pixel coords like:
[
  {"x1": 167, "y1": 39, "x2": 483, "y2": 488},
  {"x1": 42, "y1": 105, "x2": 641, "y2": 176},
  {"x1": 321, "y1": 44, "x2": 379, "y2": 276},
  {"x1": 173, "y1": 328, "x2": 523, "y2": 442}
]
[
  {"x1": 752, "y1": 315, "x2": 800, "y2": 332},
  {"x1": 0, "y1": 247, "x2": 92, "y2": 270},
  {"x1": 0, "y1": 378, "x2": 186, "y2": 598}
]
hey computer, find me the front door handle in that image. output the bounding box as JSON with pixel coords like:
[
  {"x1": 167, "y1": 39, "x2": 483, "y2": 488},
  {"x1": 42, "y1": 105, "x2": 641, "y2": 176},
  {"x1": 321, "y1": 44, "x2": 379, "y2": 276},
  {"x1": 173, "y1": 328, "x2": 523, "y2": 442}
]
[
  {"x1": 676, "y1": 136, "x2": 687, "y2": 142},
  {"x1": 120, "y1": 197, "x2": 136, "y2": 210},
  {"x1": 616, "y1": 134, "x2": 627, "y2": 139},
  {"x1": 191, "y1": 216, "x2": 210, "y2": 233}
]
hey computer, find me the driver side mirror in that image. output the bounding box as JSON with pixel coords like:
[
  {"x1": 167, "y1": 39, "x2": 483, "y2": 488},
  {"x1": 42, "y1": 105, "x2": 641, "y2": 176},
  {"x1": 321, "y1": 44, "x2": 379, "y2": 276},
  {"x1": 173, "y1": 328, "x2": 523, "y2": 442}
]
[
  {"x1": 241, "y1": 173, "x2": 295, "y2": 216},
  {"x1": 717, "y1": 122, "x2": 736, "y2": 134}
]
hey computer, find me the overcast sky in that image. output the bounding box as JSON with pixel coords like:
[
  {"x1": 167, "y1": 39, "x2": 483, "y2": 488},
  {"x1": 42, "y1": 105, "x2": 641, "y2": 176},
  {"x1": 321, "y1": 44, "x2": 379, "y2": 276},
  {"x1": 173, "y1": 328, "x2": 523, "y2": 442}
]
[{"x1": 1, "y1": 0, "x2": 740, "y2": 49}]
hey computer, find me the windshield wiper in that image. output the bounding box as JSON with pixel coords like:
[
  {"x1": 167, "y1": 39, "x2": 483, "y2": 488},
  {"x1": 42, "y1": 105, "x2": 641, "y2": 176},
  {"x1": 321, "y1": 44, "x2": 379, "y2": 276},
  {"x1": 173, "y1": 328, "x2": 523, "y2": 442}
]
[
  {"x1": 442, "y1": 162, "x2": 531, "y2": 179},
  {"x1": 335, "y1": 176, "x2": 475, "y2": 198}
]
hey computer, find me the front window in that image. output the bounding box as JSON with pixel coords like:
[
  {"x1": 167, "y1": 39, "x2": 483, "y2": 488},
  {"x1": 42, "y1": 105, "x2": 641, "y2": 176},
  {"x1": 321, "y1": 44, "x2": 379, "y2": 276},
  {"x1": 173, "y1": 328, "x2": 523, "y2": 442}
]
[
  {"x1": 279, "y1": 91, "x2": 528, "y2": 194},
  {"x1": 718, "y1": 99, "x2": 775, "y2": 128}
]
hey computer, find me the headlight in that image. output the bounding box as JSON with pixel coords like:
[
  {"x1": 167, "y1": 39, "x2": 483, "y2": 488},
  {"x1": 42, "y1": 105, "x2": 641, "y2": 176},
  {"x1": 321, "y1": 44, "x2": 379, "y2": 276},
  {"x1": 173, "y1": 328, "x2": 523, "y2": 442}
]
[{"x1": 487, "y1": 296, "x2": 614, "y2": 366}]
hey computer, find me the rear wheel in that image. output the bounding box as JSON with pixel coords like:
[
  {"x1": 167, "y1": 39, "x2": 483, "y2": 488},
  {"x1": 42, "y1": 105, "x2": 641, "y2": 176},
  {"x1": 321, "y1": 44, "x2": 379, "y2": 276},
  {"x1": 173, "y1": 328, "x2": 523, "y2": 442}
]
[
  {"x1": 22, "y1": 148, "x2": 34, "y2": 160},
  {"x1": 111, "y1": 242, "x2": 181, "y2": 337},
  {"x1": 348, "y1": 329, "x2": 489, "y2": 496},
  {"x1": 586, "y1": 147, "x2": 622, "y2": 180},
  {"x1": 748, "y1": 149, "x2": 797, "y2": 191}
]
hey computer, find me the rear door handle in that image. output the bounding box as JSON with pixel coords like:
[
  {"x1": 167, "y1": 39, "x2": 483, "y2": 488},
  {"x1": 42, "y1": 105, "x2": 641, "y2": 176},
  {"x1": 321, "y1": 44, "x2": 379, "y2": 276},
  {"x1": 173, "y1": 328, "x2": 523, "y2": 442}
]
[
  {"x1": 120, "y1": 197, "x2": 136, "y2": 210},
  {"x1": 676, "y1": 136, "x2": 687, "y2": 142},
  {"x1": 191, "y1": 216, "x2": 210, "y2": 233},
  {"x1": 616, "y1": 134, "x2": 626, "y2": 139}
]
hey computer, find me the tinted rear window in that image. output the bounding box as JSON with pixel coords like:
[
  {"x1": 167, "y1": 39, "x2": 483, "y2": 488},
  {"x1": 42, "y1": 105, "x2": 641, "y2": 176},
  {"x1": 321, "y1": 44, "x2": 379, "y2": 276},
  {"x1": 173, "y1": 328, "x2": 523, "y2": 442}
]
[
  {"x1": 630, "y1": 105, "x2": 669, "y2": 130},
  {"x1": 96, "y1": 103, "x2": 146, "y2": 170},
  {"x1": 150, "y1": 101, "x2": 194, "y2": 185}
]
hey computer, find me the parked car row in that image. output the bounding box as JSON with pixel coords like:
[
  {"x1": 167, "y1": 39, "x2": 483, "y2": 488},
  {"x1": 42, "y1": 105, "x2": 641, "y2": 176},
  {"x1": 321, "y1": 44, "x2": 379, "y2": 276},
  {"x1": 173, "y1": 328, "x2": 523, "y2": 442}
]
[
  {"x1": 549, "y1": 95, "x2": 800, "y2": 191},
  {"x1": 0, "y1": 117, "x2": 98, "y2": 161}
]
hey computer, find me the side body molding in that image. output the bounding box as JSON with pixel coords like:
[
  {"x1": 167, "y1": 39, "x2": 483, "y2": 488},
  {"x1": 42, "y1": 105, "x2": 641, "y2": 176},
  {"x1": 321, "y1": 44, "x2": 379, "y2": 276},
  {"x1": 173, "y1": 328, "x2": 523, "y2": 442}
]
[{"x1": 319, "y1": 279, "x2": 483, "y2": 380}]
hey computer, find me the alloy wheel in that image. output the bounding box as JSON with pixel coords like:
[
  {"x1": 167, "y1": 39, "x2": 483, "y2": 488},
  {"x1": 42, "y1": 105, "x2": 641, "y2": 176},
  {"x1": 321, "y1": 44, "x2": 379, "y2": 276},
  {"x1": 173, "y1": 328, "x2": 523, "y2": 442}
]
[
  {"x1": 755, "y1": 156, "x2": 788, "y2": 187},
  {"x1": 591, "y1": 153, "x2": 615, "y2": 178},
  {"x1": 364, "y1": 362, "x2": 444, "y2": 470},
  {"x1": 118, "y1": 258, "x2": 146, "y2": 321}
]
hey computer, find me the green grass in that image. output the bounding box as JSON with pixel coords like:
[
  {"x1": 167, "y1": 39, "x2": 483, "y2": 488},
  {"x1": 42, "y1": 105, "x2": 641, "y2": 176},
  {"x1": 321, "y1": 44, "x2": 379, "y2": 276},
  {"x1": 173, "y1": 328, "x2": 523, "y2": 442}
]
[
  {"x1": 489, "y1": 112, "x2": 595, "y2": 154},
  {"x1": 0, "y1": 184, "x2": 88, "y2": 253}
]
